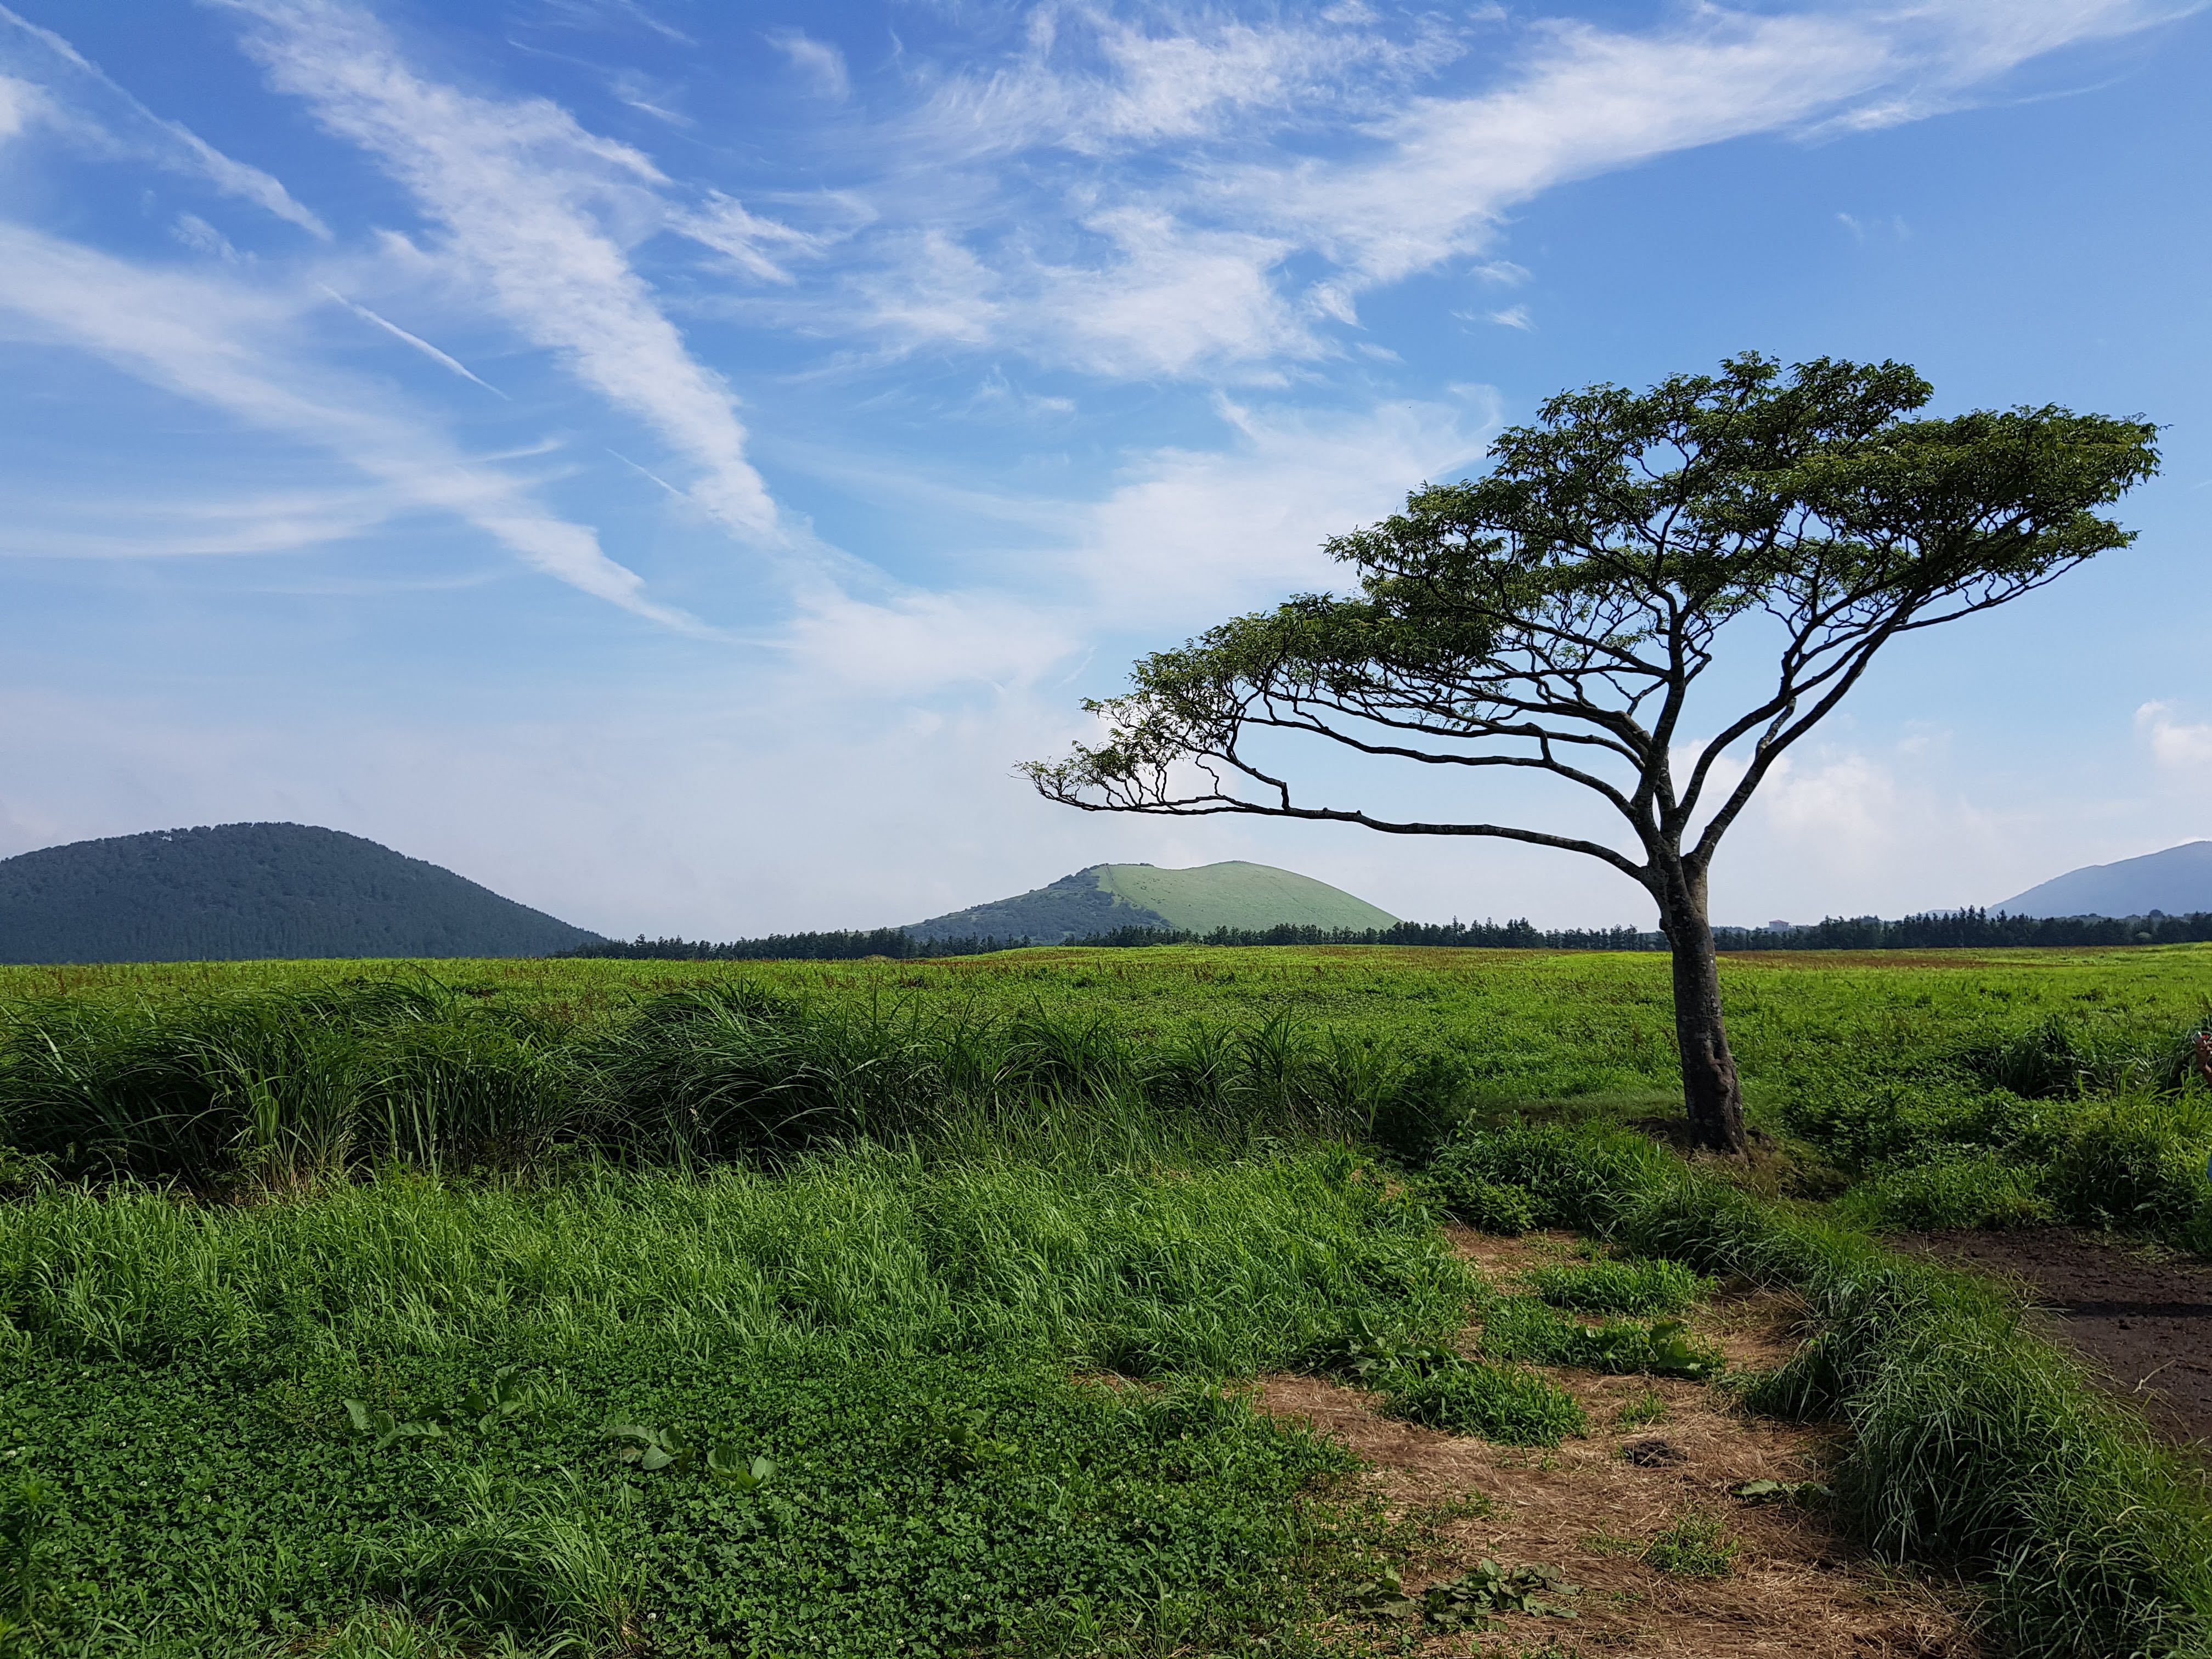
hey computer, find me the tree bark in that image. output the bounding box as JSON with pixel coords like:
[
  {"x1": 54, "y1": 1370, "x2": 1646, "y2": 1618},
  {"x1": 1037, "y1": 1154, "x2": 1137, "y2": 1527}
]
[{"x1": 1653, "y1": 862, "x2": 1748, "y2": 1155}]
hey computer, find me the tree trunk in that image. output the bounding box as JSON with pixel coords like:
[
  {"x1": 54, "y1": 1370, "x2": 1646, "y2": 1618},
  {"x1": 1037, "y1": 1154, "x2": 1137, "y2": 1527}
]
[{"x1": 1654, "y1": 862, "x2": 1748, "y2": 1156}]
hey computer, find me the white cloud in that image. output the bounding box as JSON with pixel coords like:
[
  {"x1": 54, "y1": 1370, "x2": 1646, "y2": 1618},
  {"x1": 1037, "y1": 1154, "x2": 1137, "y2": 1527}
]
[
  {"x1": 1757, "y1": 750, "x2": 1901, "y2": 866},
  {"x1": 767, "y1": 29, "x2": 850, "y2": 101},
  {"x1": 782, "y1": 585, "x2": 1078, "y2": 698},
  {"x1": 0, "y1": 481, "x2": 398, "y2": 560},
  {"x1": 1070, "y1": 392, "x2": 1494, "y2": 620},
  {"x1": 0, "y1": 3, "x2": 328, "y2": 235},
  {"x1": 222, "y1": 0, "x2": 785, "y2": 543},
  {"x1": 904, "y1": 7, "x2": 1457, "y2": 162},
  {"x1": 670, "y1": 191, "x2": 823, "y2": 284},
  {"x1": 849, "y1": 230, "x2": 1001, "y2": 348},
  {"x1": 1019, "y1": 209, "x2": 1305, "y2": 377},
  {"x1": 172, "y1": 212, "x2": 246, "y2": 262},
  {"x1": 0, "y1": 70, "x2": 40, "y2": 139},
  {"x1": 830, "y1": 1, "x2": 2191, "y2": 380},
  {"x1": 1233, "y1": 11, "x2": 1893, "y2": 290},
  {"x1": 2137, "y1": 701, "x2": 2212, "y2": 769},
  {"x1": 0, "y1": 221, "x2": 683, "y2": 622}
]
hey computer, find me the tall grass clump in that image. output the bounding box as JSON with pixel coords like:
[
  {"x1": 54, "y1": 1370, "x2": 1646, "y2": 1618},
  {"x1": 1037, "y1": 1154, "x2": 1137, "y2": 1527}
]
[
  {"x1": 580, "y1": 984, "x2": 951, "y2": 1164},
  {"x1": 0, "y1": 983, "x2": 453, "y2": 1184},
  {"x1": 1442, "y1": 1120, "x2": 2212, "y2": 1657},
  {"x1": 0, "y1": 981, "x2": 1457, "y2": 1188}
]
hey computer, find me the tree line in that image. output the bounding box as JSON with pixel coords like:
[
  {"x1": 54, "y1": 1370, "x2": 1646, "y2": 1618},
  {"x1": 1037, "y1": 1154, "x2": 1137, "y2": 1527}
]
[{"x1": 559, "y1": 907, "x2": 2212, "y2": 962}]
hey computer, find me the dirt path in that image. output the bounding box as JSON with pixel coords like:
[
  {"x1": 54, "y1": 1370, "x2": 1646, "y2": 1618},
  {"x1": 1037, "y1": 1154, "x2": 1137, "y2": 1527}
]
[
  {"x1": 1891, "y1": 1227, "x2": 2212, "y2": 1455},
  {"x1": 1254, "y1": 1230, "x2": 1974, "y2": 1657}
]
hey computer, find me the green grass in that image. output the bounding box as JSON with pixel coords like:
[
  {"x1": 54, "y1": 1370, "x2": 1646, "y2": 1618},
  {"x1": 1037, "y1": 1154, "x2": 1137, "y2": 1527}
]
[
  {"x1": 6, "y1": 943, "x2": 2209, "y2": 1241},
  {"x1": 1378, "y1": 1362, "x2": 1588, "y2": 1447},
  {"x1": 5, "y1": 944, "x2": 2212, "y2": 1653},
  {"x1": 1525, "y1": 1258, "x2": 1709, "y2": 1317},
  {"x1": 0, "y1": 1144, "x2": 1476, "y2": 1656}
]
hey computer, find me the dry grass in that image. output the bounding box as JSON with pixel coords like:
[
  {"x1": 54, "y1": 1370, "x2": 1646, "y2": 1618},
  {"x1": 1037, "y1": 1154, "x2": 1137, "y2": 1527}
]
[{"x1": 1254, "y1": 1231, "x2": 1978, "y2": 1657}]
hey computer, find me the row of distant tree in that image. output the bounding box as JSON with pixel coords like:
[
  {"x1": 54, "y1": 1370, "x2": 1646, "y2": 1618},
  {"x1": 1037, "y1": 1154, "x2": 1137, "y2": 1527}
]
[{"x1": 560, "y1": 907, "x2": 2212, "y2": 962}]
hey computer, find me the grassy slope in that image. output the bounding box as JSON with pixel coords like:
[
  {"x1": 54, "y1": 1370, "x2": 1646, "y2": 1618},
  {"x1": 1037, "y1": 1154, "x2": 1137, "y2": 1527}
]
[{"x1": 1092, "y1": 864, "x2": 1400, "y2": 934}]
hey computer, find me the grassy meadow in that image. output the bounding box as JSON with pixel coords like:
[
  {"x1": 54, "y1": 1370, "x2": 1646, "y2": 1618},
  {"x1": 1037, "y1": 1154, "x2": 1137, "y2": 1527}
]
[{"x1": 2, "y1": 943, "x2": 2210, "y2": 1656}]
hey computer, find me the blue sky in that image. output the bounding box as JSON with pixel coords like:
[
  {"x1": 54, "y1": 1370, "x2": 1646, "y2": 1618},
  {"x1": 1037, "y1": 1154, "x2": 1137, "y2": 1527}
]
[{"x1": 0, "y1": 0, "x2": 2207, "y2": 935}]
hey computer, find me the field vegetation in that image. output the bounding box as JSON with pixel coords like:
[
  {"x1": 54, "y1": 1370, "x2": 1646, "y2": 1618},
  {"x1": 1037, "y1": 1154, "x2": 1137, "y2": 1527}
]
[{"x1": 2, "y1": 943, "x2": 2209, "y2": 1655}]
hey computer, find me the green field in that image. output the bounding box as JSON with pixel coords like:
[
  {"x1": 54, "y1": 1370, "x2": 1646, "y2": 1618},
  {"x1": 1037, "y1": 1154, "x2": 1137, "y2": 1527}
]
[{"x1": 2, "y1": 944, "x2": 2209, "y2": 1656}]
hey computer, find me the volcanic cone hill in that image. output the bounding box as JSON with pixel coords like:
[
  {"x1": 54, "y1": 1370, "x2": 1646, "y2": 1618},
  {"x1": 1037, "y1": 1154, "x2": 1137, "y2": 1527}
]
[
  {"x1": 904, "y1": 860, "x2": 1400, "y2": 944},
  {"x1": 0, "y1": 822, "x2": 599, "y2": 963}
]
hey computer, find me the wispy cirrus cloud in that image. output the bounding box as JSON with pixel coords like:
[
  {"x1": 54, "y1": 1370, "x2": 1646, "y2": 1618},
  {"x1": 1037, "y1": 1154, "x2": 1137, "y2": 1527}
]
[
  {"x1": 831, "y1": 0, "x2": 2197, "y2": 379},
  {"x1": 0, "y1": 2, "x2": 329, "y2": 235},
  {"x1": 219, "y1": 0, "x2": 789, "y2": 543},
  {"x1": 0, "y1": 480, "x2": 399, "y2": 561},
  {"x1": 0, "y1": 221, "x2": 685, "y2": 622}
]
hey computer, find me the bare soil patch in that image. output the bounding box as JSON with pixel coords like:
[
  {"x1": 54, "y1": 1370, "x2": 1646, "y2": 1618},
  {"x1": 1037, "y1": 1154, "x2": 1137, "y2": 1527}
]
[
  {"x1": 1255, "y1": 1230, "x2": 1975, "y2": 1657},
  {"x1": 1891, "y1": 1227, "x2": 2212, "y2": 1455}
]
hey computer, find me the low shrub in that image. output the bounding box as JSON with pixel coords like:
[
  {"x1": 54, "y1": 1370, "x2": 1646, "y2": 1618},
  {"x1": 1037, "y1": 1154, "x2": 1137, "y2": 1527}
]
[
  {"x1": 1778, "y1": 1070, "x2": 2023, "y2": 1175},
  {"x1": 1380, "y1": 1361, "x2": 1588, "y2": 1446}
]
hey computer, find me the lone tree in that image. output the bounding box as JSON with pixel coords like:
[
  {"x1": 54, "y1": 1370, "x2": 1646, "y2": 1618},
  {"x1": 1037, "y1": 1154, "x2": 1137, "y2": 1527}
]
[{"x1": 1024, "y1": 356, "x2": 2158, "y2": 1154}]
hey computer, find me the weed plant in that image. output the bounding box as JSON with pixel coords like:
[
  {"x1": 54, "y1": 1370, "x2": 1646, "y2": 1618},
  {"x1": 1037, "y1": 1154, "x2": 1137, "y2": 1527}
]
[{"x1": 1640, "y1": 1511, "x2": 1739, "y2": 1579}]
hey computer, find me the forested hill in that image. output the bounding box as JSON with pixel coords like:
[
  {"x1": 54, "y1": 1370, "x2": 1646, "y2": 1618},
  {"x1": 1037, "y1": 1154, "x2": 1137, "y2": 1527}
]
[{"x1": 0, "y1": 823, "x2": 599, "y2": 963}]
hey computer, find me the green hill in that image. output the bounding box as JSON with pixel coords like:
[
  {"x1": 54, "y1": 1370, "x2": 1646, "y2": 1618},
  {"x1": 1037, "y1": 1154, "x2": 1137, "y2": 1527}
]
[
  {"x1": 0, "y1": 822, "x2": 599, "y2": 963},
  {"x1": 904, "y1": 860, "x2": 1398, "y2": 943}
]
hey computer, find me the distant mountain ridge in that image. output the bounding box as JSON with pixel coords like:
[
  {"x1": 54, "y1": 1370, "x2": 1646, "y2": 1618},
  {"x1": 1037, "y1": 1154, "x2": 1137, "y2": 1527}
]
[
  {"x1": 0, "y1": 823, "x2": 599, "y2": 963},
  {"x1": 1994, "y1": 839, "x2": 2212, "y2": 919},
  {"x1": 905, "y1": 860, "x2": 1399, "y2": 943}
]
